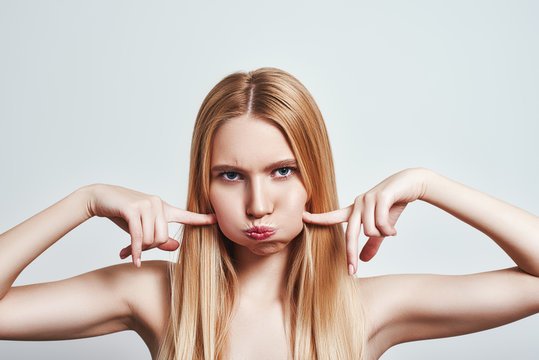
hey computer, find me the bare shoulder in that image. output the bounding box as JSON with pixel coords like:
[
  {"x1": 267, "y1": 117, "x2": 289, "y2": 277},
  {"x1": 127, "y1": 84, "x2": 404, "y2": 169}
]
[
  {"x1": 0, "y1": 259, "x2": 172, "y2": 351},
  {"x1": 356, "y1": 268, "x2": 539, "y2": 357},
  {"x1": 121, "y1": 260, "x2": 173, "y2": 352}
]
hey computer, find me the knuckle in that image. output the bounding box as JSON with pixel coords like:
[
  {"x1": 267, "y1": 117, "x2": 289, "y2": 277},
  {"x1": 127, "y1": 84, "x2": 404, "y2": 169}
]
[
  {"x1": 125, "y1": 208, "x2": 139, "y2": 219},
  {"x1": 150, "y1": 195, "x2": 163, "y2": 206},
  {"x1": 142, "y1": 236, "x2": 154, "y2": 246},
  {"x1": 360, "y1": 212, "x2": 370, "y2": 225},
  {"x1": 137, "y1": 199, "x2": 152, "y2": 210},
  {"x1": 376, "y1": 191, "x2": 388, "y2": 202},
  {"x1": 380, "y1": 226, "x2": 391, "y2": 236},
  {"x1": 131, "y1": 230, "x2": 143, "y2": 240},
  {"x1": 131, "y1": 242, "x2": 141, "y2": 252},
  {"x1": 363, "y1": 226, "x2": 377, "y2": 237},
  {"x1": 380, "y1": 220, "x2": 391, "y2": 231},
  {"x1": 158, "y1": 233, "x2": 169, "y2": 244},
  {"x1": 364, "y1": 192, "x2": 375, "y2": 203},
  {"x1": 375, "y1": 213, "x2": 387, "y2": 227}
]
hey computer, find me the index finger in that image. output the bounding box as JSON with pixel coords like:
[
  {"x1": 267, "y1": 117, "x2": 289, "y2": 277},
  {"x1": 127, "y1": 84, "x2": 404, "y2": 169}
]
[
  {"x1": 303, "y1": 205, "x2": 353, "y2": 225},
  {"x1": 165, "y1": 205, "x2": 217, "y2": 225}
]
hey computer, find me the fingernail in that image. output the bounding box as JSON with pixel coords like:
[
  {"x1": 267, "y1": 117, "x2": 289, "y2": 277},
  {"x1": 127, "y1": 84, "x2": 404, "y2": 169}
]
[
  {"x1": 348, "y1": 264, "x2": 355, "y2": 276},
  {"x1": 136, "y1": 258, "x2": 141, "y2": 268}
]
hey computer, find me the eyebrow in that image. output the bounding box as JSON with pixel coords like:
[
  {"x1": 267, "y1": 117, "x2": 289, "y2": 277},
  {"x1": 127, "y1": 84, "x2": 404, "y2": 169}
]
[{"x1": 211, "y1": 159, "x2": 298, "y2": 173}]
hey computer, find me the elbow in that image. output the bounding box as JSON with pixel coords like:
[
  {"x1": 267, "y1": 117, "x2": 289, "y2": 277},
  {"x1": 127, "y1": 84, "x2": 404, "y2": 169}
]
[
  {"x1": 0, "y1": 282, "x2": 11, "y2": 302},
  {"x1": 515, "y1": 264, "x2": 539, "y2": 279}
]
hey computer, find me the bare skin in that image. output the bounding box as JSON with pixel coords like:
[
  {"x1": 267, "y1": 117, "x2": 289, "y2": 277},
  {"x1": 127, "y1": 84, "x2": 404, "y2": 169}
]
[
  {"x1": 225, "y1": 246, "x2": 290, "y2": 359},
  {"x1": 209, "y1": 116, "x2": 305, "y2": 359},
  {"x1": 1, "y1": 116, "x2": 539, "y2": 359}
]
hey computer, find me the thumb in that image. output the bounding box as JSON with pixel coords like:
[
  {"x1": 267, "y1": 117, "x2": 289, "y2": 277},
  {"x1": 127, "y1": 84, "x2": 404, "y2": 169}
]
[
  {"x1": 157, "y1": 238, "x2": 180, "y2": 251},
  {"x1": 119, "y1": 238, "x2": 180, "y2": 259},
  {"x1": 359, "y1": 236, "x2": 385, "y2": 262}
]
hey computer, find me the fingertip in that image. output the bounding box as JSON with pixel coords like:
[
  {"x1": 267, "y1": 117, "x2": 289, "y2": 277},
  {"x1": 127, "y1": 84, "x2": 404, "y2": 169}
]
[
  {"x1": 157, "y1": 238, "x2": 180, "y2": 251},
  {"x1": 359, "y1": 251, "x2": 372, "y2": 262},
  {"x1": 360, "y1": 240, "x2": 381, "y2": 262},
  {"x1": 359, "y1": 245, "x2": 370, "y2": 262},
  {"x1": 131, "y1": 249, "x2": 140, "y2": 266},
  {"x1": 194, "y1": 213, "x2": 217, "y2": 225},
  {"x1": 169, "y1": 238, "x2": 180, "y2": 250},
  {"x1": 120, "y1": 246, "x2": 130, "y2": 259}
]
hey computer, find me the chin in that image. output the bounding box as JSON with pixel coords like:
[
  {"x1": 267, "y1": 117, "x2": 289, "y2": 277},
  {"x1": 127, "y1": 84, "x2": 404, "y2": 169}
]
[{"x1": 248, "y1": 241, "x2": 290, "y2": 256}]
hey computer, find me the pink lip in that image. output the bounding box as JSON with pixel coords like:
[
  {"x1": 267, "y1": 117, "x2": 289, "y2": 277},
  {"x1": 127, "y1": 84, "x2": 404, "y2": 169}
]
[{"x1": 245, "y1": 226, "x2": 276, "y2": 240}]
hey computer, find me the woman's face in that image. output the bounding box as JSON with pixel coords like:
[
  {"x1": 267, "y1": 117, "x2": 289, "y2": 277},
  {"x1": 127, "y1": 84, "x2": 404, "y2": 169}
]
[{"x1": 209, "y1": 115, "x2": 308, "y2": 256}]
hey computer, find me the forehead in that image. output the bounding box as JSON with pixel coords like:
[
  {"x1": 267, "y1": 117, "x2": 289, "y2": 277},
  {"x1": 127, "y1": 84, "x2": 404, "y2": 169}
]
[{"x1": 211, "y1": 115, "x2": 295, "y2": 167}]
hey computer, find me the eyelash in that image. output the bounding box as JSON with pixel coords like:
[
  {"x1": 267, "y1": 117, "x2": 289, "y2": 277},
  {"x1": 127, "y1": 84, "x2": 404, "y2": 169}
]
[{"x1": 218, "y1": 167, "x2": 297, "y2": 182}]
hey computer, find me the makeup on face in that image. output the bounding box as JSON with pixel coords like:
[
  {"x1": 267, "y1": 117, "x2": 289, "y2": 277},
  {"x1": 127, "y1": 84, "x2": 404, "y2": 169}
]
[
  {"x1": 244, "y1": 226, "x2": 276, "y2": 240},
  {"x1": 209, "y1": 115, "x2": 308, "y2": 256}
]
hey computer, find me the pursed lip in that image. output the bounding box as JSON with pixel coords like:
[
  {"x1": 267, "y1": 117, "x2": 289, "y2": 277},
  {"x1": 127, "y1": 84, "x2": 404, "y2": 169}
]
[{"x1": 244, "y1": 226, "x2": 276, "y2": 240}]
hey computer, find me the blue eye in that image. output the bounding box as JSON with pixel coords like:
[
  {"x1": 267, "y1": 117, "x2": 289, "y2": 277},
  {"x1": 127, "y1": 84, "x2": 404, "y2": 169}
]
[
  {"x1": 274, "y1": 167, "x2": 295, "y2": 178},
  {"x1": 218, "y1": 167, "x2": 296, "y2": 182},
  {"x1": 223, "y1": 172, "x2": 239, "y2": 181}
]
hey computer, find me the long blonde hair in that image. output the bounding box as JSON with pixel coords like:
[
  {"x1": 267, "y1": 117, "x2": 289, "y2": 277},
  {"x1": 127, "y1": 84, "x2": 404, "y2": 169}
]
[{"x1": 157, "y1": 67, "x2": 366, "y2": 359}]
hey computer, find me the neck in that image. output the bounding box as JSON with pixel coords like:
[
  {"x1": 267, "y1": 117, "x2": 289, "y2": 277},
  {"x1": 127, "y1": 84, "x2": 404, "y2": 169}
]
[{"x1": 232, "y1": 244, "x2": 290, "y2": 304}]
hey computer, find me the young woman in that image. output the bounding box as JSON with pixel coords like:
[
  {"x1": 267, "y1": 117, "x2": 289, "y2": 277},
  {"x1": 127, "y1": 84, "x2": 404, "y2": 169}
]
[{"x1": 0, "y1": 67, "x2": 538, "y2": 360}]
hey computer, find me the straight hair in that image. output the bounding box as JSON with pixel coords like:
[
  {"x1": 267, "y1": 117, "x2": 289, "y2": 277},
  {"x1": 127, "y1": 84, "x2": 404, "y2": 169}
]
[{"x1": 157, "y1": 67, "x2": 366, "y2": 359}]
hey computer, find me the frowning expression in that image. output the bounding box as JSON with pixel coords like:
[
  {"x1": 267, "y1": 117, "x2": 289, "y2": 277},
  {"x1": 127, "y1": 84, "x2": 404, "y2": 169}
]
[{"x1": 209, "y1": 115, "x2": 308, "y2": 256}]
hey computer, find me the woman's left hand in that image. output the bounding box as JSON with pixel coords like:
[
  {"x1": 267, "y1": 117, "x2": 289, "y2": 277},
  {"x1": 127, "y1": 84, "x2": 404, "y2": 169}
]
[{"x1": 303, "y1": 168, "x2": 430, "y2": 275}]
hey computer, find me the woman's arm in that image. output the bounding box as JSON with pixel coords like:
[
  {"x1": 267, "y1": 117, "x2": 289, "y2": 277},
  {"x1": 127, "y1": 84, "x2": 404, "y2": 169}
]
[
  {"x1": 0, "y1": 186, "x2": 92, "y2": 300},
  {"x1": 0, "y1": 185, "x2": 137, "y2": 342},
  {"x1": 304, "y1": 167, "x2": 539, "y2": 274},
  {"x1": 0, "y1": 184, "x2": 215, "y2": 344},
  {"x1": 304, "y1": 168, "x2": 539, "y2": 354},
  {"x1": 421, "y1": 168, "x2": 539, "y2": 276},
  {"x1": 0, "y1": 259, "x2": 172, "y2": 354}
]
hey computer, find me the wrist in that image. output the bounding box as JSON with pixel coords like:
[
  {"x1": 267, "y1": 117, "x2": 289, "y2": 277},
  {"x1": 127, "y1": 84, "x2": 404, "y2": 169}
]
[
  {"x1": 407, "y1": 167, "x2": 436, "y2": 202},
  {"x1": 415, "y1": 168, "x2": 440, "y2": 203},
  {"x1": 75, "y1": 184, "x2": 99, "y2": 220}
]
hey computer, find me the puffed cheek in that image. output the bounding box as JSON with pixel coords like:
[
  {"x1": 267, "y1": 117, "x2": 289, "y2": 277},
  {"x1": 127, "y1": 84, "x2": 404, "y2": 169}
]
[
  {"x1": 217, "y1": 223, "x2": 234, "y2": 240},
  {"x1": 290, "y1": 215, "x2": 304, "y2": 235}
]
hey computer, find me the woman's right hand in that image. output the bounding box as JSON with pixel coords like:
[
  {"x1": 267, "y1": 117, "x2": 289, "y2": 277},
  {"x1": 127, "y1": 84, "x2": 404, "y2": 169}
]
[
  {"x1": 86, "y1": 184, "x2": 216, "y2": 268},
  {"x1": 303, "y1": 168, "x2": 428, "y2": 274}
]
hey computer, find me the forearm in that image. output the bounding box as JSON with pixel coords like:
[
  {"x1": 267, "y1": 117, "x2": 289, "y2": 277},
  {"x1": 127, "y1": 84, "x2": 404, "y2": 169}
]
[
  {"x1": 420, "y1": 168, "x2": 539, "y2": 276},
  {"x1": 0, "y1": 186, "x2": 93, "y2": 300}
]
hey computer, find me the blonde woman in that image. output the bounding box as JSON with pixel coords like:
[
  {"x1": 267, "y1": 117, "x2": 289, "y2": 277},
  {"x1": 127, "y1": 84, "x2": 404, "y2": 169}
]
[{"x1": 1, "y1": 68, "x2": 538, "y2": 359}]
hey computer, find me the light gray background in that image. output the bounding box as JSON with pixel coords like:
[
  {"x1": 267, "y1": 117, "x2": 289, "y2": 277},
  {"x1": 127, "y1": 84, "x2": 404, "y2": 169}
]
[{"x1": 1, "y1": 1, "x2": 538, "y2": 359}]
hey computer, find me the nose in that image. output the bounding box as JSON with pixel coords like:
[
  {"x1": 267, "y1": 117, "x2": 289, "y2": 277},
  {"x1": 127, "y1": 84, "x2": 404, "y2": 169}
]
[{"x1": 246, "y1": 177, "x2": 273, "y2": 219}]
